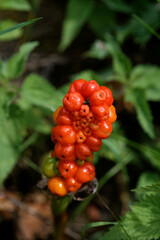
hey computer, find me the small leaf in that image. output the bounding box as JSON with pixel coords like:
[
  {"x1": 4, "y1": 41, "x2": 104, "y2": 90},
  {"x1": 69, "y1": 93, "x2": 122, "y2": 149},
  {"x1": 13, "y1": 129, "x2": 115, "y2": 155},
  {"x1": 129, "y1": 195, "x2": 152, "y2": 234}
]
[
  {"x1": 0, "y1": 123, "x2": 19, "y2": 185},
  {"x1": 0, "y1": 18, "x2": 42, "y2": 37},
  {"x1": 5, "y1": 41, "x2": 39, "y2": 79},
  {"x1": 130, "y1": 64, "x2": 160, "y2": 101},
  {"x1": 105, "y1": 36, "x2": 132, "y2": 78},
  {"x1": 88, "y1": 2, "x2": 115, "y2": 37},
  {"x1": 134, "y1": 182, "x2": 160, "y2": 193},
  {"x1": 20, "y1": 74, "x2": 64, "y2": 110},
  {"x1": 125, "y1": 88, "x2": 155, "y2": 138},
  {"x1": 143, "y1": 144, "x2": 160, "y2": 170},
  {"x1": 59, "y1": 0, "x2": 94, "y2": 51},
  {"x1": 132, "y1": 12, "x2": 160, "y2": 42},
  {"x1": 146, "y1": 88, "x2": 160, "y2": 101},
  {"x1": 85, "y1": 40, "x2": 108, "y2": 60},
  {"x1": 0, "y1": 0, "x2": 31, "y2": 11},
  {"x1": 102, "y1": 0, "x2": 131, "y2": 13},
  {"x1": 0, "y1": 19, "x2": 22, "y2": 41},
  {"x1": 135, "y1": 172, "x2": 160, "y2": 199},
  {"x1": 23, "y1": 108, "x2": 51, "y2": 134},
  {"x1": 130, "y1": 65, "x2": 160, "y2": 89},
  {"x1": 82, "y1": 222, "x2": 117, "y2": 240}
]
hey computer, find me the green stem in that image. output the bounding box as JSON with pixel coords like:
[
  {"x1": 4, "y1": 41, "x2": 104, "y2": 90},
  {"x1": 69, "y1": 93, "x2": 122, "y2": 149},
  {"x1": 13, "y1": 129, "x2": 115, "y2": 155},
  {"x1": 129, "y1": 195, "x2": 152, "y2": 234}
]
[
  {"x1": 51, "y1": 195, "x2": 72, "y2": 240},
  {"x1": 54, "y1": 211, "x2": 68, "y2": 240},
  {"x1": 133, "y1": 14, "x2": 160, "y2": 41}
]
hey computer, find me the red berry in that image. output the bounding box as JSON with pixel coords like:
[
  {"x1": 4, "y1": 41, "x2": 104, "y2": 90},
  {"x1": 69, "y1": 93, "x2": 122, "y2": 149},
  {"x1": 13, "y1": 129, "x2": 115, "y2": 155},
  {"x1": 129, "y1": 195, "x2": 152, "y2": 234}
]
[
  {"x1": 81, "y1": 80, "x2": 99, "y2": 99},
  {"x1": 58, "y1": 114, "x2": 72, "y2": 125},
  {"x1": 83, "y1": 127, "x2": 92, "y2": 137},
  {"x1": 76, "y1": 143, "x2": 92, "y2": 160},
  {"x1": 99, "y1": 86, "x2": 113, "y2": 106},
  {"x1": 75, "y1": 162, "x2": 95, "y2": 183},
  {"x1": 79, "y1": 104, "x2": 90, "y2": 117},
  {"x1": 53, "y1": 106, "x2": 63, "y2": 125},
  {"x1": 86, "y1": 111, "x2": 94, "y2": 122},
  {"x1": 69, "y1": 79, "x2": 86, "y2": 94},
  {"x1": 108, "y1": 105, "x2": 117, "y2": 123},
  {"x1": 76, "y1": 131, "x2": 86, "y2": 143},
  {"x1": 73, "y1": 120, "x2": 81, "y2": 131},
  {"x1": 55, "y1": 143, "x2": 76, "y2": 161},
  {"x1": 89, "y1": 89, "x2": 107, "y2": 106},
  {"x1": 58, "y1": 161, "x2": 78, "y2": 178},
  {"x1": 65, "y1": 177, "x2": 82, "y2": 192},
  {"x1": 91, "y1": 104, "x2": 109, "y2": 118},
  {"x1": 59, "y1": 107, "x2": 70, "y2": 116},
  {"x1": 84, "y1": 136, "x2": 102, "y2": 152},
  {"x1": 55, "y1": 125, "x2": 76, "y2": 145},
  {"x1": 51, "y1": 127, "x2": 56, "y2": 143},
  {"x1": 63, "y1": 92, "x2": 84, "y2": 112},
  {"x1": 80, "y1": 118, "x2": 89, "y2": 128},
  {"x1": 93, "y1": 120, "x2": 113, "y2": 139}
]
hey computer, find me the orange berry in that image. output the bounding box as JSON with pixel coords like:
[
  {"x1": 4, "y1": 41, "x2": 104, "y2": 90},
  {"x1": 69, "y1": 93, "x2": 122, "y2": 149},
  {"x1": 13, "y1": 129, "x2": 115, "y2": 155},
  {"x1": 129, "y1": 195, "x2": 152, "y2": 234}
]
[{"x1": 48, "y1": 177, "x2": 68, "y2": 197}]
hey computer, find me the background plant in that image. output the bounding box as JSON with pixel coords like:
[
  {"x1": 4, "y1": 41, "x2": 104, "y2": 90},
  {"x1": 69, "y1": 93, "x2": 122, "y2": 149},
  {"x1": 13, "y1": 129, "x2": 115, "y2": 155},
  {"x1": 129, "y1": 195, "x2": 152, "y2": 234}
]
[{"x1": 0, "y1": 0, "x2": 160, "y2": 239}]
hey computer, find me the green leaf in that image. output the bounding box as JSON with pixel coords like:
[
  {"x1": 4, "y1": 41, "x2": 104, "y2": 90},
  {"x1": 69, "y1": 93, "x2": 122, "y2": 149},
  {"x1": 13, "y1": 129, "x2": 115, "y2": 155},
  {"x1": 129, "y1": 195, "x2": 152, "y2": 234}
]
[
  {"x1": 130, "y1": 64, "x2": 160, "y2": 101},
  {"x1": 0, "y1": 124, "x2": 18, "y2": 185},
  {"x1": 0, "y1": 19, "x2": 22, "y2": 41},
  {"x1": 125, "y1": 88, "x2": 155, "y2": 138},
  {"x1": 146, "y1": 88, "x2": 160, "y2": 101},
  {"x1": 132, "y1": 11, "x2": 160, "y2": 43},
  {"x1": 0, "y1": 109, "x2": 23, "y2": 185},
  {"x1": 59, "y1": 0, "x2": 94, "y2": 51},
  {"x1": 0, "y1": 0, "x2": 31, "y2": 11},
  {"x1": 20, "y1": 74, "x2": 64, "y2": 110},
  {"x1": 105, "y1": 36, "x2": 132, "y2": 78},
  {"x1": 134, "y1": 182, "x2": 160, "y2": 193},
  {"x1": 5, "y1": 41, "x2": 39, "y2": 79},
  {"x1": 143, "y1": 144, "x2": 160, "y2": 171},
  {"x1": 130, "y1": 4, "x2": 160, "y2": 43},
  {"x1": 82, "y1": 222, "x2": 117, "y2": 240},
  {"x1": 0, "y1": 18, "x2": 42, "y2": 37},
  {"x1": 130, "y1": 65, "x2": 160, "y2": 88},
  {"x1": 101, "y1": 193, "x2": 160, "y2": 240},
  {"x1": 114, "y1": 134, "x2": 160, "y2": 170},
  {"x1": 102, "y1": 0, "x2": 131, "y2": 13},
  {"x1": 23, "y1": 108, "x2": 51, "y2": 134},
  {"x1": 88, "y1": 2, "x2": 115, "y2": 37},
  {"x1": 102, "y1": 134, "x2": 136, "y2": 164},
  {"x1": 85, "y1": 40, "x2": 108, "y2": 60},
  {"x1": 135, "y1": 172, "x2": 160, "y2": 199}
]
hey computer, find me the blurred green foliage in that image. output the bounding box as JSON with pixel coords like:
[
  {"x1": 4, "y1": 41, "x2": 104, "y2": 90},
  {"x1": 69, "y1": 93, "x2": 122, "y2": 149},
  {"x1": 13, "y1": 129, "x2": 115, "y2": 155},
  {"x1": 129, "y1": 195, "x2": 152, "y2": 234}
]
[{"x1": 0, "y1": 0, "x2": 160, "y2": 239}]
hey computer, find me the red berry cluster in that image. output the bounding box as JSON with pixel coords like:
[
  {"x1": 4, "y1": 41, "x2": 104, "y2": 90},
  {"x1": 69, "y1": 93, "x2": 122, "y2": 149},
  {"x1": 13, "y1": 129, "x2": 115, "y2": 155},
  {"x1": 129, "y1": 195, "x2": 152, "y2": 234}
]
[{"x1": 45, "y1": 79, "x2": 117, "y2": 197}]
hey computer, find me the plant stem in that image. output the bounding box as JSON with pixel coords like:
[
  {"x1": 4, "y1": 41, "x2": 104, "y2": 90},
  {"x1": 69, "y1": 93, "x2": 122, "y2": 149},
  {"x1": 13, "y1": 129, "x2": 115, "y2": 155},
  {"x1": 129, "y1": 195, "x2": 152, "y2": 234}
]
[
  {"x1": 54, "y1": 210, "x2": 68, "y2": 240},
  {"x1": 51, "y1": 195, "x2": 72, "y2": 239}
]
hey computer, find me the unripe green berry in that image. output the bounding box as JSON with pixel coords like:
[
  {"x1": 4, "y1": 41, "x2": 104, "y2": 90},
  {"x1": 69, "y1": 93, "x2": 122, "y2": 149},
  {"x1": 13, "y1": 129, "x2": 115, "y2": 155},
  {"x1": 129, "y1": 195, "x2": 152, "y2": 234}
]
[{"x1": 42, "y1": 157, "x2": 59, "y2": 178}]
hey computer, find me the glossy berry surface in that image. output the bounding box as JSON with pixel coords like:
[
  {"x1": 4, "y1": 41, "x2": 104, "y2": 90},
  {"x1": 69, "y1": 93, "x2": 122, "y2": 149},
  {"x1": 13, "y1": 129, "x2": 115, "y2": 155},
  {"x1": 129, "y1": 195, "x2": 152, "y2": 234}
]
[
  {"x1": 65, "y1": 177, "x2": 82, "y2": 192},
  {"x1": 55, "y1": 125, "x2": 76, "y2": 145},
  {"x1": 58, "y1": 161, "x2": 78, "y2": 178},
  {"x1": 48, "y1": 177, "x2": 68, "y2": 197},
  {"x1": 63, "y1": 92, "x2": 84, "y2": 112},
  {"x1": 75, "y1": 162, "x2": 95, "y2": 183},
  {"x1": 47, "y1": 79, "x2": 116, "y2": 196},
  {"x1": 81, "y1": 80, "x2": 99, "y2": 99}
]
